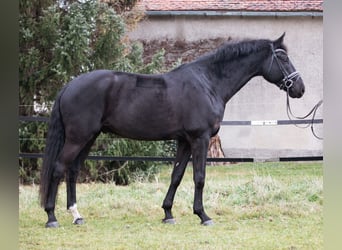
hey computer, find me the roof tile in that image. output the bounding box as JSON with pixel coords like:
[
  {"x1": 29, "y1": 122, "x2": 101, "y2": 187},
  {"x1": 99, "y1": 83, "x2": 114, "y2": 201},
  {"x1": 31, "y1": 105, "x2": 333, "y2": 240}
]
[{"x1": 138, "y1": 0, "x2": 323, "y2": 12}]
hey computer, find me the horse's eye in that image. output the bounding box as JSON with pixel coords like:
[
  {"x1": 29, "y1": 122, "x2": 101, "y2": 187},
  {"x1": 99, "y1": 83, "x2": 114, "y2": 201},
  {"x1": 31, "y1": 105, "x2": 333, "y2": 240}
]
[{"x1": 279, "y1": 53, "x2": 289, "y2": 62}]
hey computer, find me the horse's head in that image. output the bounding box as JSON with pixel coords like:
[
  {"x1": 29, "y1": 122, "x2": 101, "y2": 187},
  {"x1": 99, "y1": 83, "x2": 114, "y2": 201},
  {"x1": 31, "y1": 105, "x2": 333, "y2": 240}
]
[{"x1": 262, "y1": 33, "x2": 305, "y2": 98}]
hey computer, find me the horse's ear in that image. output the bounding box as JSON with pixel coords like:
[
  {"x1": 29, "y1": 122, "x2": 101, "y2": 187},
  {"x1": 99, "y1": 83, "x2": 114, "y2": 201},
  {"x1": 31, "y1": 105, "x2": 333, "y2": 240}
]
[{"x1": 273, "y1": 32, "x2": 286, "y2": 47}]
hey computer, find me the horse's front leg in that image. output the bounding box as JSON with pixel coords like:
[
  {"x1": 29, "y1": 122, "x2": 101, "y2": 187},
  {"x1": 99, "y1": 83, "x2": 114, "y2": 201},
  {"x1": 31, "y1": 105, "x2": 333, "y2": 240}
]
[
  {"x1": 191, "y1": 135, "x2": 213, "y2": 225},
  {"x1": 162, "y1": 140, "x2": 191, "y2": 224}
]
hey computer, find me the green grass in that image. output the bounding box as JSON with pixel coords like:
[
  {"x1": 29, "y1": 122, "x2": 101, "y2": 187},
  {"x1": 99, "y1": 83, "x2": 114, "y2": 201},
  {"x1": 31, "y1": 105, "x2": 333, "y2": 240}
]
[{"x1": 19, "y1": 162, "x2": 323, "y2": 249}]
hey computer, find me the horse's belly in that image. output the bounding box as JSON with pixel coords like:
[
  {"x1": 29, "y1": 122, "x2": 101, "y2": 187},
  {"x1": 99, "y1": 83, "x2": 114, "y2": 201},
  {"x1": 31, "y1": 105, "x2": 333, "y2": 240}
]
[{"x1": 101, "y1": 113, "x2": 181, "y2": 141}]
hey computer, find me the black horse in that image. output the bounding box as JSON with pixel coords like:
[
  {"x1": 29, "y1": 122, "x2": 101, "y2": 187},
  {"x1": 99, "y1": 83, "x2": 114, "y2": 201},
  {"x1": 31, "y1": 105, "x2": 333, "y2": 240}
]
[{"x1": 40, "y1": 33, "x2": 304, "y2": 228}]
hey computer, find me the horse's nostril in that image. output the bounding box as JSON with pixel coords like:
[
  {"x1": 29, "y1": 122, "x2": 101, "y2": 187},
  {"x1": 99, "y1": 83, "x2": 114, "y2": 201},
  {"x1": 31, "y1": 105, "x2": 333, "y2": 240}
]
[{"x1": 301, "y1": 87, "x2": 305, "y2": 95}]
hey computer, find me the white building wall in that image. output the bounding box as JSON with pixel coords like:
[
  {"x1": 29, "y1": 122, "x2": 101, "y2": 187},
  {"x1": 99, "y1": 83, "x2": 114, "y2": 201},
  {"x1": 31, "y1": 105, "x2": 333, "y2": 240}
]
[{"x1": 129, "y1": 15, "x2": 323, "y2": 159}]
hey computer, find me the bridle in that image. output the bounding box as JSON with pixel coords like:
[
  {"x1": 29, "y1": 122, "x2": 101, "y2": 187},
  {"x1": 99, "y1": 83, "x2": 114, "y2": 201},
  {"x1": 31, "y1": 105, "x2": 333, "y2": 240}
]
[
  {"x1": 269, "y1": 43, "x2": 323, "y2": 140},
  {"x1": 269, "y1": 43, "x2": 301, "y2": 91},
  {"x1": 285, "y1": 93, "x2": 323, "y2": 140}
]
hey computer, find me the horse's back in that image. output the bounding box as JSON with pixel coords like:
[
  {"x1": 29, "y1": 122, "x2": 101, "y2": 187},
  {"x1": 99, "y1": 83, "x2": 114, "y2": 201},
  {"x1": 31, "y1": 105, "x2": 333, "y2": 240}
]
[{"x1": 101, "y1": 72, "x2": 184, "y2": 140}]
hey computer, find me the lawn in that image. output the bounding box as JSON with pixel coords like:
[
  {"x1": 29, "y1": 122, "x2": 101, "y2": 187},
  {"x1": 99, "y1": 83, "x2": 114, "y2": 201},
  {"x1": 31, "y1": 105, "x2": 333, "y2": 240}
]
[{"x1": 19, "y1": 162, "x2": 323, "y2": 249}]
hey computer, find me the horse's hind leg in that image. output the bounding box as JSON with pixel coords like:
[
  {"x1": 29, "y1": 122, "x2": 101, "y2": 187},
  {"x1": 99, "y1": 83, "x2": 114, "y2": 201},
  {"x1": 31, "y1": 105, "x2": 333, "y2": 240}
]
[
  {"x1": 44, "y1": 141, "x2": 85, "y2": 228},
  {"x1": 162, "y1": 139, "x2": 191, "y2": 224},
  {"x1": 44, "y1": 160, "x2": 64, "y2": 228},
  {"x1": 67, "y1": 135, "x2": 98, "y2": 225}
]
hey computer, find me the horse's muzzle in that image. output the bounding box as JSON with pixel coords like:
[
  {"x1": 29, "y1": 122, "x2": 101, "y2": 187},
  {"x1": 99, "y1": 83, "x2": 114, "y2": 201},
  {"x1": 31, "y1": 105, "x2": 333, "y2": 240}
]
[{"x1": 288, "y1": 79, "x2": 305, "y2": 98}]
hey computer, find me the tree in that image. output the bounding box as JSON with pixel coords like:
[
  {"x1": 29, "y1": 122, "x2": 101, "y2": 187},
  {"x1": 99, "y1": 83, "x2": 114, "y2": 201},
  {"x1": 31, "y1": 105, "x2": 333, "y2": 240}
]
[
  {"x1": 19, "y1": 0, "x2": 172, "y2": 184},
  {"x1": 19, "y1": 0, "x2": 152, "y2": 116}
]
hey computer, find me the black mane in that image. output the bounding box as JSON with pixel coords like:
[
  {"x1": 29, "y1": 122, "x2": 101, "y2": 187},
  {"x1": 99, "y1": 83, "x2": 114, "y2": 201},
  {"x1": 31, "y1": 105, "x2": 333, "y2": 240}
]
[
  {"x1": 171, "y1": 38, "x2": 275, "y2": 72},
  {"x1": 197, "y1": 38, "x2": 272, "y2": 64},
  {"x1": 217, "y1": 39, "x2": 271, "y2": 60}
]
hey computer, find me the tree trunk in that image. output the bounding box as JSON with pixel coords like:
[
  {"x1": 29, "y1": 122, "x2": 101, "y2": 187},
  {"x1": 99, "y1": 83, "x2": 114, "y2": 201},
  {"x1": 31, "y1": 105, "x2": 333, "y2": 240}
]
[{"x1": 207, "y1": 135, "x2": 228, "y2": 165}]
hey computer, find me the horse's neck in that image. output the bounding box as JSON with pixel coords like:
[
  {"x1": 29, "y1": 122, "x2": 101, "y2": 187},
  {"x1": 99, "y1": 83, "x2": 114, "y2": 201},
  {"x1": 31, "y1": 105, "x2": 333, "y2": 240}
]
[{"x1": 213, "y1": 53, "x2": 266, "y2": 103}]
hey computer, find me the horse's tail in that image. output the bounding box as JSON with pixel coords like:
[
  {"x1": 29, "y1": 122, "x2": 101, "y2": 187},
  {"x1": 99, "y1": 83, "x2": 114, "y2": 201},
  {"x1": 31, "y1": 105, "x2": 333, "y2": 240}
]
[{"x1": 39, "y1": 87, "x2": 67, "y2": 207}]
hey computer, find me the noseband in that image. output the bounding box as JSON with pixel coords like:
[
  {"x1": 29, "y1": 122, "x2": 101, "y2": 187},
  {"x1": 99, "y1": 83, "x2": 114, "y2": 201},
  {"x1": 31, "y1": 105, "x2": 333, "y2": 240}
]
[{"x1": 269, "y1": 44, "x2": 301, "y2": 90}]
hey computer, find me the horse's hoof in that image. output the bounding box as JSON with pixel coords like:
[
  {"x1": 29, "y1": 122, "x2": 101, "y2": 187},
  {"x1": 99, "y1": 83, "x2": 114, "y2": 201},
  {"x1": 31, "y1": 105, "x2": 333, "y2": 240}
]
[
  {"x1": 162, "y1": 218, "x2": 176, "y2": 224},
  {"x1": 73, "y1": 218, "x2": 84, "y2": 225},
  {"x1": 201, "y1": 219, "x2": 214, "y2": 226},
  {"x1": 45, "y1": 221, "x2": 59, "y2": 228}
]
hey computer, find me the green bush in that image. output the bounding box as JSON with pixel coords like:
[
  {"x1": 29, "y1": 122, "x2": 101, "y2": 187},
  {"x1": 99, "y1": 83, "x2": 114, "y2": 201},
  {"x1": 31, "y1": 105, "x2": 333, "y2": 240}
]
[
  {"x1": 102, "y1": 139, "x2": 171, "y2": 184},
  {"x1": 80, "y1": 135, "x2": 176, "y2": 185},
  {"x1": 19, "y1": 121, "x2": 47, "y2": 184}
]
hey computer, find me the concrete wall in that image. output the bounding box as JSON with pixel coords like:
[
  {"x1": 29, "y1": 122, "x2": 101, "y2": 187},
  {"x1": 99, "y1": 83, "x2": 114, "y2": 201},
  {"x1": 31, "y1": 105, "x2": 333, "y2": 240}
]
[{"x1": 129, "y1": 14, "x2": 323, "y2": 160}]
